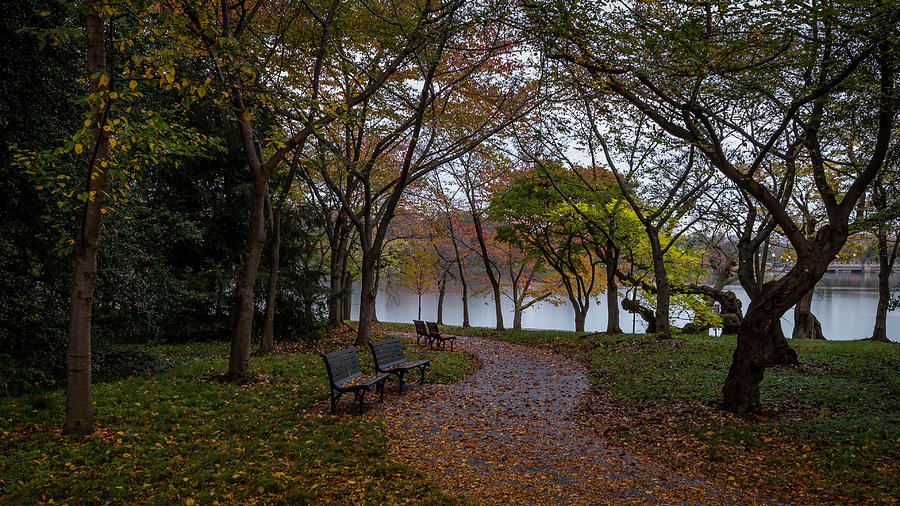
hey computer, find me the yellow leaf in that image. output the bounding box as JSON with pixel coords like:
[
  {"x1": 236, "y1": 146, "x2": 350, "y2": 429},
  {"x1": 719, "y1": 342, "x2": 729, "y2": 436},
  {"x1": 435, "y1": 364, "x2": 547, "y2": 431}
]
[
  {"x1": 74, "y1": 143, "x2": 83, "y2": 154},
  {"x1": 197, "y1": 87, "x2": 206, "y2": 98},
  {"x1": 129, "y1": 80, "x2": 137, "y2": 90},
  {"x1": 185, "y1": 499, "x2": 195, "y2": 506},
  {"x1": 242, "y1": 110, "x2": 253, "y2": 122},
  {"x1": 99, "y1": 74, "x2": 110, "y2": 87},
  {"x1": 84, "y1": 119, "x2": 91, "y2": 127},
  {"x1": 165, "y1": 72, "x2": 175, "y2": 84},
  {"x1": 109, "y1": 137, "x2": 118, "y2": 148}
]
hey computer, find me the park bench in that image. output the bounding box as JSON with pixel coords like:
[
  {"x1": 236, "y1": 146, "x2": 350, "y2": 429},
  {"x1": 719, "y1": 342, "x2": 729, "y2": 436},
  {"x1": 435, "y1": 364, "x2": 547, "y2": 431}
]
[
  {"x1": 368, "y1": 338, "x2": 430, "y2": 393},
  {"x1": 413, "y1": 319, "x2": 431, "y2": 346},
  {"x1": 427, "y1": 321, "x2": 455, "y2": 351},
  {"x1": 321, "y1": 347, "x2": 390, "y2": 414}
]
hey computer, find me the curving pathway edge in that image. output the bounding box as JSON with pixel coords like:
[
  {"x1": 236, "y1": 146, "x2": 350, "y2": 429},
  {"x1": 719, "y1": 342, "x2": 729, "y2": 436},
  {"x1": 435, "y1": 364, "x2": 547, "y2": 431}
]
[{"x1": 368, "y1": 334, "x2": 775, "y2": 505}]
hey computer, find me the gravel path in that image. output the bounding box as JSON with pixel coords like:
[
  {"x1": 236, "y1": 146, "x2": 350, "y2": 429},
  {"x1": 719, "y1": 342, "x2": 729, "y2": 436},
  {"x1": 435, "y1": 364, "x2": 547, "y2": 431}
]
[{"x1": 368, "y1": 334, "x2": 772, "y2": 505}]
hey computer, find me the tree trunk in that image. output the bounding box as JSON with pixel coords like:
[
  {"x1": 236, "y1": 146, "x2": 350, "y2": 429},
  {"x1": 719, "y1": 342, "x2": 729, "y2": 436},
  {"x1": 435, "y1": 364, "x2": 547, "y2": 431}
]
[
  {"x1": 472, "y1": 211, "x2": 503, "y2": 330},
  {"x1": 513, "y1": 308, "x2": 523, "y2": 330},
  {"x1": 437, "y1": 269, "x2": 447, "y2": 325},
  {"x1": 228, "y1": 174, "x2": 267, "y2": 378},
  {"x1": 65, "y1": 7, "x2": 109, "y2": 435},
  {"x1": 792, "y1": 288, "x2": 825, "y2": 340},
  {"x1": 417, "y1": 292, "x2": 422, "y2": 320},
  {"x1": 328, "y1": 221, "x2": 349, "y2": 324},
  {"x1": 342, "y1": 265, "x2": 352, "y2": 323},
  {"x1": 449, "y1": 218, "x2": 470, "y2": 327},
  {"x1": 648, "y1": 230, "x2": 671, "y2": 338},
  {"x1": 723, "y1": 254, "x2": 830, "y2": 413},
  {"x1": 604, "y1": 243, "x2": 622, "y2": 334},
  {"x1": 574, "y1": 308, "x2": 587, "y2": 333},
  {"x1": 259, "y1": 207, "x2": 281, "y2": 354},
  {"x1": 355, "y1": 253, "x2": 378, "y2": 345},
  {"x1": 871, "y1": 223, "x2": 897, "y2": 342},
  {"x1": 871, "y1": 260, "x2": 891, "y2": 342}
]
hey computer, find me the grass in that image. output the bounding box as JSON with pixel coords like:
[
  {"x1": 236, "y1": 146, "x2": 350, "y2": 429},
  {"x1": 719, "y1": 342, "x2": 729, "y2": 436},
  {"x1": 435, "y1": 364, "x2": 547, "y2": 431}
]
[
  {"x1": 425, "y1": 323, "x2": 898, "y2": 504},
  {"x1": 0, "y1": 335, "x2": 475, "y2": 505}
]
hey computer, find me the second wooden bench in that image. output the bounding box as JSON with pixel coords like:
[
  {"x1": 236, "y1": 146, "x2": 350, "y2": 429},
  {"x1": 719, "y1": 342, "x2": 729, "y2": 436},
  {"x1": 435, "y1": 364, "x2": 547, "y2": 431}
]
[{"x1": 368, "y1": 338, "x2": 430, "y2": 393}]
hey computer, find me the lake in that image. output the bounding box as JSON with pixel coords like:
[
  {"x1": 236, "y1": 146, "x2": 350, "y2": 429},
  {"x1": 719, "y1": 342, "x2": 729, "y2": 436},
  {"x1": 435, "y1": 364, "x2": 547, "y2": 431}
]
[{"x1": 351, "y1": 272, "x2": 899, "y2": 342}]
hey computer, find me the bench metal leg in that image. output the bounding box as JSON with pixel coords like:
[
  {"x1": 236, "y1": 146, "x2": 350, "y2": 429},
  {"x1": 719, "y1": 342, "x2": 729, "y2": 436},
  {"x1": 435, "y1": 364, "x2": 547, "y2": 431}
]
[
  {"x1": 330, "y1": 389, "x2": 342, "y2": 414},
  {"x1": 353, "y1": 388, "x2": 368, "y2": 414},
  {"x1": 419, "y1": 366, "x2": 426, "y2": 384}
]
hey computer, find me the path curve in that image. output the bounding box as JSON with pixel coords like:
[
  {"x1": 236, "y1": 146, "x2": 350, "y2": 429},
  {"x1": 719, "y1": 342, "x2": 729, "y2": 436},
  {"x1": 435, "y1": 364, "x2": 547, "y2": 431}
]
[{"x1": 370, "y1": 334, "x2": 772, "y2": 505}]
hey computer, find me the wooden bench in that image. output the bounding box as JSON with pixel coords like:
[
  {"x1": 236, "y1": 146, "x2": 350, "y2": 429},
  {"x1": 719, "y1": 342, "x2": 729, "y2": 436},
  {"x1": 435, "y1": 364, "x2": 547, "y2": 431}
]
[
  {"x1": 413, "y1": 319, "x2": 431, "y2": 346},
  {"x1": 368, "y1": 338, "x2": 430, "y2": 393},
  {"x1": 321, "y1": 347, "x2": 390, "y2": 414},
  {"x1": 427, "y1": 321, "x2": 455, "y2": 351}
]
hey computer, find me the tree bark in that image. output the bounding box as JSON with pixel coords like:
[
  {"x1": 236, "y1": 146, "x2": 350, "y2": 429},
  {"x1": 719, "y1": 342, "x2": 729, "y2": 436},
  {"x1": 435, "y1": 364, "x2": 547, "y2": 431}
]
[
  {"x1": 259, "y1": 205, "x2": 280, "y2": 354},
  {"x1": 472, "y1": 210, "x2": 503, "y2": 330},
  {"x1": 342, "y1": 269, "x2": 352, "y2": 323},
  {"x1": 65, "y1": 7, "x2": 109, "y2": 435},
  {"x1": 723, "y1": 247, "x2": 836, "y2": 413},
  {"x1": 871, "y1": 205, "x2": 898, "y2": 342},
  {"x1": 792, "y1": 288, "x2": 825, "y2": 340},
  {"x1": 437, "y1": 269, "x2": 447, "y2": 325},
  {"x1": 355, "y1": 253, "x2": 378, "y2": 345},
  {"x1": 871, "y1": 259, "x2": 892, "y2": 342},
  {"x1": 574, "y1": 308, "x2": 587, "y2": 333},
  {"x1": 647, "y1": 229, "x2": 671, "y2": 338},
  {"x1": 449, "y1": 218, "x2": 470, "y2": 327},
  {"x1": 328, "y1": 222, "x2": 350, "y2": 324},
  {"x1": 604, "y1": 242, "x2": 623, "y2": 334},
  {"x1": 228, "y1": 172, "x2": 267, "y2": 378}
]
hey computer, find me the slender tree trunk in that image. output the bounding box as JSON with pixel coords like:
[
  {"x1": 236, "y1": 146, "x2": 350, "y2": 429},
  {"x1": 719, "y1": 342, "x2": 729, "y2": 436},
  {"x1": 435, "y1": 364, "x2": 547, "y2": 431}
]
[
  {"x1": 449, "y1": 219, "x2": 470, "y2": 327},
  {"x1": 342, "y1": 261, "x2": 352, "y2": 323},
  {"x1": 437, "y1": 269, "x2": 447, "y2": 324},
  {"x1": 328, "y1": 228, "x2": 349, "y2": 324},
  {"x1": 648, "y1": 230, "x2": 671, "y2": 338},
  {"x1": 472, "y1": 211, "x2": 503, "y2": 330},
  {"x1": 871, "y1": 261, "x2": 892, "y2": 342},
  {"x1": 259, "y1": 207, "x2": 281, "y2": 354},
  {"x1": 792, "y1": 288, "x2": 825, "y2": 340},
  {"x1": 871, "y1": 216, "x2": 898, "y2": 342},
  {"x1": 355, "y1": 251, "x2": 378, "y2": 345},
  {"x1": 65, "y1": 7, "x2": 109, "y2": 435},
  {"x1": 372, "y1": 260, "x2": 381, "y2": 323},
  {"x1": 228, "y1": 173, "x2": 268, "y2": 378},
  {"x1": 605, "y1": 243, "x2": 622, "y2": 334}
]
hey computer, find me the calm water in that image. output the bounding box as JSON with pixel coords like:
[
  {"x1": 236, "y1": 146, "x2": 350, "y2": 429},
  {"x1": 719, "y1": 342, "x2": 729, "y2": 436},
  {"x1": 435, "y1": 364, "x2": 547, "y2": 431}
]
[{"x1": 352, "y1": 272, "x2": 899, "y2": 342}]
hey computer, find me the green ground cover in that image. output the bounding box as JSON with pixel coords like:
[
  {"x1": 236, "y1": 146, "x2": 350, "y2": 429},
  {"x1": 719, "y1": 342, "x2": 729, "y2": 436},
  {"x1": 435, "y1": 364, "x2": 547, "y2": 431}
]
[
  {"x1": 0, "y1": 337, "x2": 474, "y2": 505},
  {"x1": 418, "y1": 322, "x2": 898, "y2": 504}
]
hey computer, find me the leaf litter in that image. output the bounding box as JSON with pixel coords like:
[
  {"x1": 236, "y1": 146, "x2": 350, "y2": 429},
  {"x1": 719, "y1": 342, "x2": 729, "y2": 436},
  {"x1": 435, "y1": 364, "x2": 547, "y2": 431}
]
[{"x1": 358, "y1": 334, "x2": 777, "y2": 505}]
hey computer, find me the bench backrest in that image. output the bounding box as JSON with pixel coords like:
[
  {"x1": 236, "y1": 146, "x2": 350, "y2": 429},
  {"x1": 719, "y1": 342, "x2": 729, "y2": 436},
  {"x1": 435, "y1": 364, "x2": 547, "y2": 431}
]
[
  {"x1": 413, "y1": 320, "x2": 428, "y2": 336},
  {"x1": 321, "y1": 347, "x2": 363, "y2": 386},
  {"x1": 426, "y1": 321, "x2": 440, "y2": 336},
  {"x1": 369, "y1": 338, "x2": 408, "y2": 370}
]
